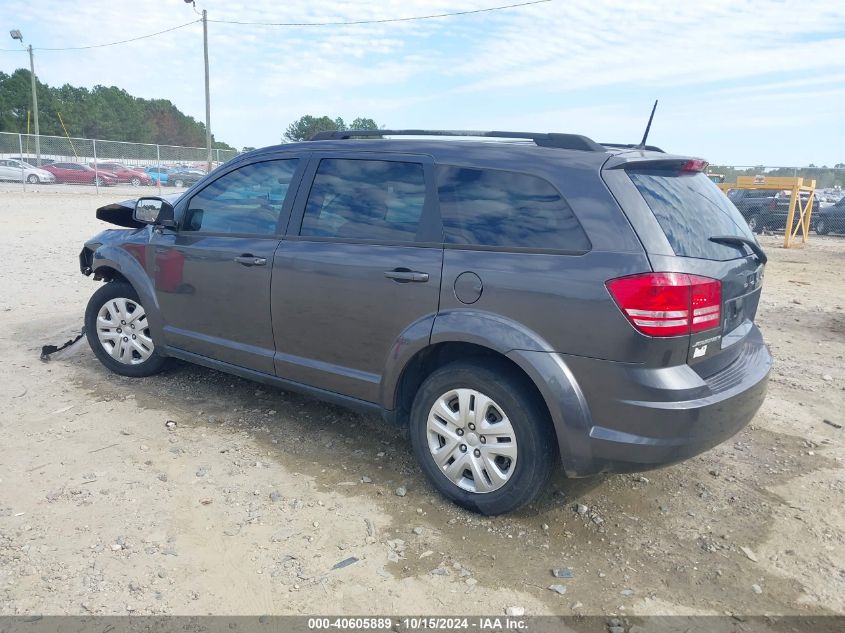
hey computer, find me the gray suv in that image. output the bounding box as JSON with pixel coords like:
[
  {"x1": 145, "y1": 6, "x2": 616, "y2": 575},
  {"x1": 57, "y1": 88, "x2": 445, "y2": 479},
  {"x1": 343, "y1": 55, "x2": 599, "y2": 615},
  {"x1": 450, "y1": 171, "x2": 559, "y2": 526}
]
[{"x1": 79, "y1": 130, "x2": 771, "y2": 515}]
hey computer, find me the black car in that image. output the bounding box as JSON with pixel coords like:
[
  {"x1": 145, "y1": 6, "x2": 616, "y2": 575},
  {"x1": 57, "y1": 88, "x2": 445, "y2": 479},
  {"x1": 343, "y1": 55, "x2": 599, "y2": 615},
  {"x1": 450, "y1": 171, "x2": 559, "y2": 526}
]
[
  {"x1": 167, "y1": 169, "x2": 204, "y2": 188},
  {"x1": 726, "y1": 188, "x2": 778, "y2": 232},
  {"x1": 79, "y1": 129, "x2": 771, "y2": 514},
  {"x1": 815, "y1": 195, "x2": 845, "y2": 235}
]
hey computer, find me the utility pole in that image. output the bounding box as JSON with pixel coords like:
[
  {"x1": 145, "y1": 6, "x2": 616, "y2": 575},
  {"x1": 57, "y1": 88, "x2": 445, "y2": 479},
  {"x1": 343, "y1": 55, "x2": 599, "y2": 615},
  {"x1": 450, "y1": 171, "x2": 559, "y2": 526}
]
[
  {"x1": 10, "y1": 30, "x2": 40, "y2": 166},
  {"x1": 202, "y1": 9, "x2": 212, "y2": 172}
]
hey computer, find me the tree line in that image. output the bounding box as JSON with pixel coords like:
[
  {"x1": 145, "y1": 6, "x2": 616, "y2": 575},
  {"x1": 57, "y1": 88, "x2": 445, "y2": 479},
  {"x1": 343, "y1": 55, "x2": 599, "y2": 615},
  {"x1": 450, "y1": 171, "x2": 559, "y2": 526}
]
[
  {"x1": 0, "y1": 68, "x2": 233, "y2": 149},
  {"x1": 709, "y1": 165, "x2": 845, "y2": 189}
]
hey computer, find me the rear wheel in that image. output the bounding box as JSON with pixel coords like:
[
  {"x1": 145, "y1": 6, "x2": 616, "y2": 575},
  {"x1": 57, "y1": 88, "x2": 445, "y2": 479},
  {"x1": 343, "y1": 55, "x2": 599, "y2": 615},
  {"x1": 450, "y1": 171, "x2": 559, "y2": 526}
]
[
  {"x1": 173, "y1": 178, "x2": 185, "y2": 188},
  {"x1": 27, "y1": 174, "x2": 39, "y2": 184},
  {"x1": 130, "y1": 176, "x2": 141, "y2": 187},
  {"x1": 94, "y1": 176, "x2": 104, "y2": 187},
  {"x1": 409, "y1": 360, "x2": 556, "y2": 515},
  {"x1": 815, "y1": 218, "x2": 830, "y2": 235},
  {"x1": 84, "y1": 282, "x2": 167, "y2": 377},
  {"x1": 747, "y1": 214, "x2": 763, "y2": 233}
]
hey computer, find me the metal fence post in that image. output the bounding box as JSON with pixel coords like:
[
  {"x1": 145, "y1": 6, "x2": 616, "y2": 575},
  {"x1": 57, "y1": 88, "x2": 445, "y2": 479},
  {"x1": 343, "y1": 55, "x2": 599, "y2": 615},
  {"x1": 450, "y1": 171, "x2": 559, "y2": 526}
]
[
  {"x1": 92, "y1": 139, "x2": 99, "y2": 194},
  {"x1": 156, "y1": 144, "x2": 162, "y2": 194},
  {"x1": 18, "y1": 133, "x2": 25, "y2": 191}
]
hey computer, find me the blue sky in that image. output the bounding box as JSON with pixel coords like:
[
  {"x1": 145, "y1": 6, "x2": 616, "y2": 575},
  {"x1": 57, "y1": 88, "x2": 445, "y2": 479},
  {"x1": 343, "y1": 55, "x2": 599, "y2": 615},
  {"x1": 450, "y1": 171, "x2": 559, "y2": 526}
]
[{"x1": 1, "y1": 0, "x2": 843, "y2": 166}]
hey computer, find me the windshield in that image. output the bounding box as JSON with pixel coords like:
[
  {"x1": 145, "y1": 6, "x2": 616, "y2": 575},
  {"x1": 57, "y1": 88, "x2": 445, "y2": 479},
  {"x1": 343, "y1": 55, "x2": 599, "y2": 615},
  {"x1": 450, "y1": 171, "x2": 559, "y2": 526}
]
[{"x1": 628, "y1": 170, "x2": 757, "y2": 261}]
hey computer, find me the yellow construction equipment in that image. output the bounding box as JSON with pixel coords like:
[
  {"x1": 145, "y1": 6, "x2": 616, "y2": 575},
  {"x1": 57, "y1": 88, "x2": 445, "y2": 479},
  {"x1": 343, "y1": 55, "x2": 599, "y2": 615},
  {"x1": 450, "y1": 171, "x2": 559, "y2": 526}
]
[{"x1": 718, "y1": 175, "x2": 816, "y2": 248}]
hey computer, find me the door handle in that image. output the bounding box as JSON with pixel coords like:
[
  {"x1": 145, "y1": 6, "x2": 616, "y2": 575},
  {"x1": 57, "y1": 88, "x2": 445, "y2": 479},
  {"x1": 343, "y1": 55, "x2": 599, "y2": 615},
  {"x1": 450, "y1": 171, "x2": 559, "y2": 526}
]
[
  {"x1": 384, "y1": 268, "x2": 429, "y2": 283},
  {"x1": 234, "y1": 255, "x2": 267, "y2": 266}
]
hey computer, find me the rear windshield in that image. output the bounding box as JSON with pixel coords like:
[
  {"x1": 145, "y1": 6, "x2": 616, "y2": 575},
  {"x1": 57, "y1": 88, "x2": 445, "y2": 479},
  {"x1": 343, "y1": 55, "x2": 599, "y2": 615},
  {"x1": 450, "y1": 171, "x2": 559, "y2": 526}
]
[{"x1": 629, "y1": 170, "x2": 756, "y2": 261}]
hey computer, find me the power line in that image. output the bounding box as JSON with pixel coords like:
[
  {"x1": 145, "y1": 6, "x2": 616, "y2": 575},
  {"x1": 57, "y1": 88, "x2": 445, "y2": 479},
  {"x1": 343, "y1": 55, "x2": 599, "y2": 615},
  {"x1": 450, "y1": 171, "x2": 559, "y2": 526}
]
[
  {"x1": 209, "y1": 0, "x2": 552, "y2": 27},
  {"x1": 0, "y1": 1, "x2": 552, "y2": 53},
  {"x1": 12, "y1": 20, "x2": 201, "y2": 52}
]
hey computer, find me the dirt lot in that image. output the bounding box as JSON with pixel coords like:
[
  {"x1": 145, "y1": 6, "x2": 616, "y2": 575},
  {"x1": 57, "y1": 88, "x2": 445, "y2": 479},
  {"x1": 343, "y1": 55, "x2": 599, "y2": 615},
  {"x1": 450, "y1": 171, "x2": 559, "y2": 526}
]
[{"x1": 0, "y1": 190, "x2": 843, "y2": 617}]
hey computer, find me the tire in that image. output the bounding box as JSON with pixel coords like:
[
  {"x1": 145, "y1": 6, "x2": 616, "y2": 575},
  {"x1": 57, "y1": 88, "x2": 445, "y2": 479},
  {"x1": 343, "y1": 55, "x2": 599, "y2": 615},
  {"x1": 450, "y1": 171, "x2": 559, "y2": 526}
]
[
  {"x1": 27, "y1": 174, "x2": 39, "y2": 184},
  {"x1": 84, "y1": 281, "x2": 168, "y2": 377},
  {"x1": 815, "y1": 218, "x2": 829, "y2": 235},
  {"x1": 174, "y1": 179, "x2": 184, "y2": 188},
  {"x1": 94, "y1": 176, "x2": 104, "y2": 187},
  {"x1": 130, "y1": 176, "x2": 141, "y2": 187},
  {"x1": 747, "y1": 214, "x2": 762, "y2": 233},
  {"x1": 409, "y1": 360, "x2": 557, "y2": 515}
]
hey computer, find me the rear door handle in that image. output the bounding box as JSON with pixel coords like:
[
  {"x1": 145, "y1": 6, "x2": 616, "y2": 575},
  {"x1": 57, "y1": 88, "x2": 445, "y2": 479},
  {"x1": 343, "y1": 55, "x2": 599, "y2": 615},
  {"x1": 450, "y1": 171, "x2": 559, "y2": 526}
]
[
  {"x1": 234, "y1": 255, "x2": 267, "y2": 267},
  {"x1": 384, "y1": 269, "x2": 429, "y2": 283}
]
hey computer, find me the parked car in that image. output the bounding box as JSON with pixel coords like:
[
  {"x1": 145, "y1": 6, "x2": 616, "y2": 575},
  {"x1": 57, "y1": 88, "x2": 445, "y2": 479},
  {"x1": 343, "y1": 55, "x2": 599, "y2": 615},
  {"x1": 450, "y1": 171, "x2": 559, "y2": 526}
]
[
  {"x1": 144, "y1": 166, "x2": 170, "y2": 185},
  {"x1": 764, "y1": 190, "x2": 821, "y2": 232},
  {"x1": 726, "y1": 188, "x2": 778, "y2": 232},
  {"x1": 79, "y1": 130, "x2": 771, "y2": 514},
  {"x1": 166, "y1": 169, "x2": 204, "y2": 188},
  {"x1": 814, "y1": 195, "x2": 845, "y2": 235},
  {"x1": 91, "y1": 162, "x2": 152, "y2": 186},
  {"x1": 44, "y1": 162, "x2": 118, "y2": 186},
  {"x1": 0, "y1": 158, "x2": 56, "y2": 184}
]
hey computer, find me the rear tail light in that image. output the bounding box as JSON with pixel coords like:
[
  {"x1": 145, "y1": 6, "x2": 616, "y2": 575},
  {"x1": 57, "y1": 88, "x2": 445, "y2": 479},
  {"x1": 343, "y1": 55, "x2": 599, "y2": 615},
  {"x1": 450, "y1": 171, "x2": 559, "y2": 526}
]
[{"x1": 606, "y1": 273, "x2": 721, "y2": 337}]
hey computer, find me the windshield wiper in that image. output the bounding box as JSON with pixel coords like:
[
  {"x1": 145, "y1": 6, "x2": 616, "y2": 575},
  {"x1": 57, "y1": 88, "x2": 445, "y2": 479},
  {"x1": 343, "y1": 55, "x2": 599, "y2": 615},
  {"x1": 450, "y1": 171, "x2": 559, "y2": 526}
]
[{"x1": 709, "y1": 235, "x2": 768, "y2": 265}]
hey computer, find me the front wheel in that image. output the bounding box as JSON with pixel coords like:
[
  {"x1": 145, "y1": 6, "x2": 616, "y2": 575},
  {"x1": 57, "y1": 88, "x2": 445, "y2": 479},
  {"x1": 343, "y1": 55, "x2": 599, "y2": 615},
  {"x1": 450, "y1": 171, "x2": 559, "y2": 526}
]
[
  {"x1": 409, "y1": 360, "x2": 557, "y2": 515},
  {"x1": 27, "y1": 174, "x2": 39, "y2": 184},
  {"x1": 173, "y1": 178, "x2": 185, "y2": 188},
  {"x1": 747, "y1": 214, "x2": 763, "y2": 233},
  {"x1": 815, "y1": 218, "x2": 829, "y2": 235},
  {"x1": 94, "y1": 176, "x2": 104, "y2": 187},
  {"x1": 84, "y1": 281, "x2": 168, "y2": 377},
  {"x1": 130, "y1": 176, "x2": 141, "y2": 187}
]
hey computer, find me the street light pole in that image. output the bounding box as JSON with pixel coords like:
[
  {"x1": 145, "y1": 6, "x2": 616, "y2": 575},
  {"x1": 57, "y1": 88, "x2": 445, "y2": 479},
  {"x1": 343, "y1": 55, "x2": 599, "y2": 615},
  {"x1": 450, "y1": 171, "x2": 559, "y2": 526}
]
[
  {"x1": 202, "y1": 9, "x2": 212, "y2": 172},
  {"x1": 27, "y1": 44, "x2": 41, "y2": 166},
  {"x1": 9, "y1": 29, "x2": 40, "y2": 166}
]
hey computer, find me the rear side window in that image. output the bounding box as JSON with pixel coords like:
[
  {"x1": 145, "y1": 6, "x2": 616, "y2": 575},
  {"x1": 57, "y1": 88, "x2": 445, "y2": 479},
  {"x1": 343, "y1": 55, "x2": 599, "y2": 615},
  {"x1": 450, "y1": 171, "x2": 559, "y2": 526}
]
[
  {"x1": 301, "y1": 159, "x2": 426, "y2": 242},
  {"x1": 628, "y1": 170, "x2": 756, "y2": 260},
  {"x1": 436, "y1": 166, "x2": 590, "y2": 251}
]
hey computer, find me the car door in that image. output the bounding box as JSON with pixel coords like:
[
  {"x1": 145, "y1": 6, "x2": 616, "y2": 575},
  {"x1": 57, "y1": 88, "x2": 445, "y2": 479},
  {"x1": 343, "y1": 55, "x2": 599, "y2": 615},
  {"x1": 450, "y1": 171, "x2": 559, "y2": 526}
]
[
  {"x1": 272, "y1": 153, "x2": 443, "y2": 403},
  {"x1": 0, "y1": 160, "x2": 16, "y2": 181},
  {"x1": 66, "y1": 164, "x2": 86, "y2": 183},
  {"x1": 149, "y1": 156, "x2": 306, "y2": 373}
]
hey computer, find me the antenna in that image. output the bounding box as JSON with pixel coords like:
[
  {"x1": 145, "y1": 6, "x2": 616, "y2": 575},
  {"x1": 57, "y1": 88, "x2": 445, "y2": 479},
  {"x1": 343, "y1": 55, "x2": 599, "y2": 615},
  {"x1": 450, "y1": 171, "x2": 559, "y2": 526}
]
[{"x1": 636, "y1": 100, "x2": 658, "y2": 149}]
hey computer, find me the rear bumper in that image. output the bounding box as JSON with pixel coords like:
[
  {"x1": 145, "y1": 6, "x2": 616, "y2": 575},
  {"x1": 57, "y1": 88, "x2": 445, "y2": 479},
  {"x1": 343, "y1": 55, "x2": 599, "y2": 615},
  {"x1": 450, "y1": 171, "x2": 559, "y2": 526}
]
[{"x1": 526, "y1": 326, "x2": 771, "y2": 477}]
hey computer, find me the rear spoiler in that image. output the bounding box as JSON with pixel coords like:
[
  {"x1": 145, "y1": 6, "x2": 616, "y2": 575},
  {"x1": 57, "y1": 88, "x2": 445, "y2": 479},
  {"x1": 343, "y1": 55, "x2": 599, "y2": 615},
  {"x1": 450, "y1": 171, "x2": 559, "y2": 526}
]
[{"x1": 603, "y1": 154, "x2": 708, "y2": 172}]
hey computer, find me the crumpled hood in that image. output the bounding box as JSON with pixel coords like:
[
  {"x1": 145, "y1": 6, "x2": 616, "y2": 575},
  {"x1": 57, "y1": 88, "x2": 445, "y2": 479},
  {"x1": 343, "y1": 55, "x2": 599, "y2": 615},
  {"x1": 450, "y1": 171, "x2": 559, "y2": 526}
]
[{"x1": 95, "y1": 193, "x2": 182, "y2": 228}]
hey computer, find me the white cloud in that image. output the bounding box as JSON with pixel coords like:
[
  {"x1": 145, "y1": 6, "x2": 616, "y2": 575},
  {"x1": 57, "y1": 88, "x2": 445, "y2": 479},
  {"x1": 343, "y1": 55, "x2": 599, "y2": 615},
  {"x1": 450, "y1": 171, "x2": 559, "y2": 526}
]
[{"x1": 0, "y1": 0, "x2": 842, "y2": 164}]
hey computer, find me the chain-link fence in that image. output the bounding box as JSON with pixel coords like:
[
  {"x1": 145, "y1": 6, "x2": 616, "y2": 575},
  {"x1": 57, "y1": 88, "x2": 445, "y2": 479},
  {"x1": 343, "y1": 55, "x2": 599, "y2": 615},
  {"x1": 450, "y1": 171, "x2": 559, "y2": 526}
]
[
  {"x1": 710, "y1": 165, "x2": 845, "y2": 238},
  {"x1": 0, "y1": 131, "x2": 240, "y2": 193}
]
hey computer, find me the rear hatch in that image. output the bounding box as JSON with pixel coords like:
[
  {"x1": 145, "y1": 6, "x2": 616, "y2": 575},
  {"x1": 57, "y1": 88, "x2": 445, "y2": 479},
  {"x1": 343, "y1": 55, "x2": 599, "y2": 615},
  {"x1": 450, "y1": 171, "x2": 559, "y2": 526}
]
[{"x1": 603, "y1": 154, "x2": 765, "y2": 374}]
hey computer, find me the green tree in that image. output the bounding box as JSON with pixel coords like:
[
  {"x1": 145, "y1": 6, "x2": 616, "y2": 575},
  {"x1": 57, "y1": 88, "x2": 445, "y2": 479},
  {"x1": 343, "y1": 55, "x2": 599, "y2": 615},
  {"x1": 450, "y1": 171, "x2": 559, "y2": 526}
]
[
  {"x1": 0, "y1": 67, "x2": 234, "y2": 148},
  {"x1": 283, "y1": 115, "x2": 381, "y2": 142}
]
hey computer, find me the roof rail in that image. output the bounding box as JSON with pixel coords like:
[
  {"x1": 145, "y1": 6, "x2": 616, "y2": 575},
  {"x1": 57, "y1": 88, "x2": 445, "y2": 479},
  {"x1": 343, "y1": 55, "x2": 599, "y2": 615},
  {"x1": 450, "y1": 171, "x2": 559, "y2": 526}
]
[
  {"x1": 602, "y1": 142, "x2": 665, "y2": 153},
  {"x1": 308, "y1": 129, "x2": 606, "y2": 152}
]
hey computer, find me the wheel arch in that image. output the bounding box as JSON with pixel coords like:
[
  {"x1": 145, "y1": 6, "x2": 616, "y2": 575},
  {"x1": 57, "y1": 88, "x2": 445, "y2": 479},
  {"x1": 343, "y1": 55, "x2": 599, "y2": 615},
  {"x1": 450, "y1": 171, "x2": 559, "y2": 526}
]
[
  {"x1": 383, "y1": 311, "x2": 595, "y2": 474},
  {"x1": 89, "y1": 245, "x2": 164, "y2": 344}
]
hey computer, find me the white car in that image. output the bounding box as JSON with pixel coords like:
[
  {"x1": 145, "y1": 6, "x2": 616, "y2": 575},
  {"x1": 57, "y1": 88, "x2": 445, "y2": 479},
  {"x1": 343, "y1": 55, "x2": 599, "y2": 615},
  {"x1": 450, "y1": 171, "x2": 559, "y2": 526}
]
[{"x1": 0, "y1": 158, "x2": 56, "y2": 184}]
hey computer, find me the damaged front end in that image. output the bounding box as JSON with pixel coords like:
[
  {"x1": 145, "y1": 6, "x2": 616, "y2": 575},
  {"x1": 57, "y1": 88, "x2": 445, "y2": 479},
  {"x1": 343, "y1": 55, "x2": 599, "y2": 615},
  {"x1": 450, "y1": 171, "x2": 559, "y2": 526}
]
[{"x1": 81, "y1": 194, "x2": 180, "y2": 278}]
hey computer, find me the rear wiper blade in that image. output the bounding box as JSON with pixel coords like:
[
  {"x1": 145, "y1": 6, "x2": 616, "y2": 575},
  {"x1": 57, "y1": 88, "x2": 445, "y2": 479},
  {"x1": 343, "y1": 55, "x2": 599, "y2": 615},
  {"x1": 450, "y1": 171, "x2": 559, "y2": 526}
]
[{"x1": 709, "y1": 235, "x2": 768, "y2": 265}]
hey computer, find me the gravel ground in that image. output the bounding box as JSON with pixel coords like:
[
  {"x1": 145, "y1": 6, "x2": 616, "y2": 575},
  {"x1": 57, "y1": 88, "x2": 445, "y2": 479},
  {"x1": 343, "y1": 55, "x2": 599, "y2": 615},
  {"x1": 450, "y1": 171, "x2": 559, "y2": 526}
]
[{"x1": 0, "y1": 191, "x2": 843, "y2": 616}]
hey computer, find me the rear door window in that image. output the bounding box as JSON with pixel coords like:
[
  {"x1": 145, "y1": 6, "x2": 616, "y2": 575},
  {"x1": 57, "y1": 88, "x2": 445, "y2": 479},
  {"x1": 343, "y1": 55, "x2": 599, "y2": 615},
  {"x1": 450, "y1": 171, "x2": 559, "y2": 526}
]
[
  {"x1": 436, "y1": 166, "x2": 590, "y2": 251},
  {"x1": 628, "y1": 170, "x2": 756, "y2": 260}
]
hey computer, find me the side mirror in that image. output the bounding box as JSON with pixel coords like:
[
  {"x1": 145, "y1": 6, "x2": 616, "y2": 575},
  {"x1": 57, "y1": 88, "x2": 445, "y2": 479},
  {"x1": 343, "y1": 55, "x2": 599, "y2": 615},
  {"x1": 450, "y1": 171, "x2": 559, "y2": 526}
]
[{"x1": 134, "y1": 197, "x2": 176, "y2": 228}]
